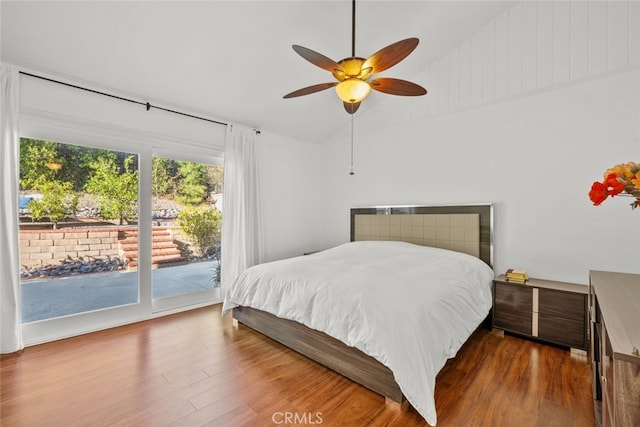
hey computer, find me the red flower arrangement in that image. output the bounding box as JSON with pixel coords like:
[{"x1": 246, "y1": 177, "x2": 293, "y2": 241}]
[{"x1": 589, "y1": 162, "x2": 640, "y2": 210}]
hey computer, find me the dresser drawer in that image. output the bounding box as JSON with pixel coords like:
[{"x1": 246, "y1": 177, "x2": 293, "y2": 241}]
[{"x1": 601, "y1": 323, "x2": 614, "y2": 427}]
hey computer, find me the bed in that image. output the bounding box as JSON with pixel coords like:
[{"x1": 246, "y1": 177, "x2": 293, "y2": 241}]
[{"x1": 222, "y1": 204, "x2": 494, "y2": 426}]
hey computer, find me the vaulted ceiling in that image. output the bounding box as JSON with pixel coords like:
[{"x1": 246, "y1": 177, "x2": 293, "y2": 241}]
[{"x1": 1, "y1": 1, "x2": 514, "y2": 143}]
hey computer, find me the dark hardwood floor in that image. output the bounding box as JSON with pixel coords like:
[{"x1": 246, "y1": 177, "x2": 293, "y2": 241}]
[{"x1": 1, "y1": 304, "x2": 594, "y2": 426}]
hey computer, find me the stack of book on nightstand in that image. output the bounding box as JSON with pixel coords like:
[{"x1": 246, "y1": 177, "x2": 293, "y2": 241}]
[{"x1": 504, "y1": 269, "x2": 529, "y2": 284}]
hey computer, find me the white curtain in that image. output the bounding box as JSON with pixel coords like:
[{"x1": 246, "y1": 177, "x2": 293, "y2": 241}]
[
  {"x1": 1, "y1": 64, "x2": 24, "y2": 353},
  {"x1": 221, "y1": 124, "x2": 264, "y2": 293}
]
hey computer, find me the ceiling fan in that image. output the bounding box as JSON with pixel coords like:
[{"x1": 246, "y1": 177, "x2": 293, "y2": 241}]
[{"x1": 283, "y1": 0, "x2": 427, "y2": 114}]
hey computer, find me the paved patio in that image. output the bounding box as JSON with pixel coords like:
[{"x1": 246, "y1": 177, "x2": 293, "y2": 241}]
[{"x1": 21, "y1": 261, "x2": 218, "y2": 322}]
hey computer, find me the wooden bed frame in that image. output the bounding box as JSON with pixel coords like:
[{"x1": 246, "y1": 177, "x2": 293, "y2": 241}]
[{"x1": 232, "y1": 204, "x2": 493, "y2": 406}]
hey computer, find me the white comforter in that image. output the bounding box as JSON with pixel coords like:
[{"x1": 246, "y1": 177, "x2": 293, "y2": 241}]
[{"x1": 221, "y1": 241, "x2": 494, "y2": 426}]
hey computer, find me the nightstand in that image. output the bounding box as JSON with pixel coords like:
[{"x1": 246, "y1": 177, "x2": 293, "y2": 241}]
[{"x1": 492, "y1": 275, "x2": 588, "y2": 351}]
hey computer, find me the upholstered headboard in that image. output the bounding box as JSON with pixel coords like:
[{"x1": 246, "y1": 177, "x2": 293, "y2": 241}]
[{"x1": 350, "y1": 204, "x2": 493, "y2": 267}]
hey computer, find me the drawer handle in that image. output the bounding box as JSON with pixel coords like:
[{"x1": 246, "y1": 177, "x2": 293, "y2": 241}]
[{"x1": 601, "y1": 376, "x2": 607, "y2": 383}]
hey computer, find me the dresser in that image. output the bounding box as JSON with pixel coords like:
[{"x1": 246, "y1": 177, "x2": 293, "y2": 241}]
[
  {"x1": 590, "y1": 270, "x2": 640, "y2": 427},
  {"x1": 493, "y1": 275, "x2": 588, "y2": 350}
]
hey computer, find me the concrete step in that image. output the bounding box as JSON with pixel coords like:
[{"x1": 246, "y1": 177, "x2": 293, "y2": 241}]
[
  {"x1": 127, "y1": 256, "x2": 187, "y2": 268},
  {"x1": 118, "y1": 227, "x2": 184, "y2": 268},
  {"x1": 123, "y1": 248, "x2": 183, "y2": 259},
  {"x1": 120, "y1": 241, "x2": 179, "y2": 252},
  {"x1": 119, "y1": 227, "x2": 173, "y2": 236},
  {"x1": 120, "y1": 233, "x2": 173, "y2": 241}
]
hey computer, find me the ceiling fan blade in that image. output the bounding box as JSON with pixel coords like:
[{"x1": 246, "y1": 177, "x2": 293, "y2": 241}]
[
  {"x1": 363, "y1": 38, "x2": 419, "y2": 74},
  {"x1": 370, "y1": 78, "x2": 427, "y2": 96},
  {"x1": 283, "y1": 82, "x2": 338, "y2": 99},
  {"x1": 292, "y1": 45, "x2": 344, "y2": 74},
  {"x1": 343, "y1": 101, "x2": 361, "y2": 114}
]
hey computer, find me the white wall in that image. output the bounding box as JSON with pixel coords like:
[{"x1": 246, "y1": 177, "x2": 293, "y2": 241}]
[
  {"x1": 320, "y1": 0, "x2": 640, "y2": 285},
  {"x1": 258, "y1": 132, "x2": 323, "y2": 262}
]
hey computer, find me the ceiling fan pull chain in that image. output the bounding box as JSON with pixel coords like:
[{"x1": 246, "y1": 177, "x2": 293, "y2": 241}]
[{"x1": 349, "y1": 112, "x2": 355, "y2": 175}]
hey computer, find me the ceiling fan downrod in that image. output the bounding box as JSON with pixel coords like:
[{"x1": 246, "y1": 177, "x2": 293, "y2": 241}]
[{"x1": 351, "y1": 0, "x2": 356, "y2": 58}]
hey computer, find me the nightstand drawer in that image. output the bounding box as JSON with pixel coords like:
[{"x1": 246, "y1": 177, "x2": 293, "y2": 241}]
[
  {"x1": 538, "y1": 315, "x2": 585, "y2": 349},
  {"x1": 538, "y1": 288, "x2": 585, "y2": 321},
  {"x1": 495, "y1": 282, "x2": 532, "y2": 311},
  {"x1": 494, "y1": 282, "x2": 533, "y2": 335},
  {"x1": 494, "y1": 310, "x2": 532, "y2": 335}
]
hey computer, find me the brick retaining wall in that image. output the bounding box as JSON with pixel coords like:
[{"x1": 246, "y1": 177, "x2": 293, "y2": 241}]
[
  {"x1": 19, "y1": 226, "x2": 193, "y2": 269},
  {"x1": 19, "y1": 227, "x2": 126, "y2": 269}
]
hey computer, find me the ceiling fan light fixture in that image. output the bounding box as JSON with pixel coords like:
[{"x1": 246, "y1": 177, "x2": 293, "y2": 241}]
[
  {"x1": 335, "y1": 78, "x2": 371, "y2": 103},
  {"x1": 283, "y1": 0, "x2": 426, "y2": 112}
]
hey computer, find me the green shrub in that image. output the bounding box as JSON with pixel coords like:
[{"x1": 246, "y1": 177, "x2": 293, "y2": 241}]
[
  {"x1": 29, "y1": 180, "x2": 79, "y2": 227},
  {"x1": 175, "y1": 161, "x2": 208, "y2": 205},
  {"x1": 85, "y1": 154, "x2": 138, "y2": 225},
  {"x1": 177, "y1": 207, "x2": 221, "y2": 256}
]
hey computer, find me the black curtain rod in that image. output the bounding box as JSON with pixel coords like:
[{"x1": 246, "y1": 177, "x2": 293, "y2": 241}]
[{"x1": 19, "y1": 71, "x2": 260, "y2": 134}]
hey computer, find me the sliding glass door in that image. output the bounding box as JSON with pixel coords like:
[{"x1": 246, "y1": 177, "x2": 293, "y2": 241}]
[
  {"x1": 19, "y1": 138, "x2": 140, "y2": 323},
  {"x1": 150, "y1": 155, "x2": 222, "y2": 310},
  {"x1": 18, "y1": 133, "x2": 222, "y2": 344}
]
